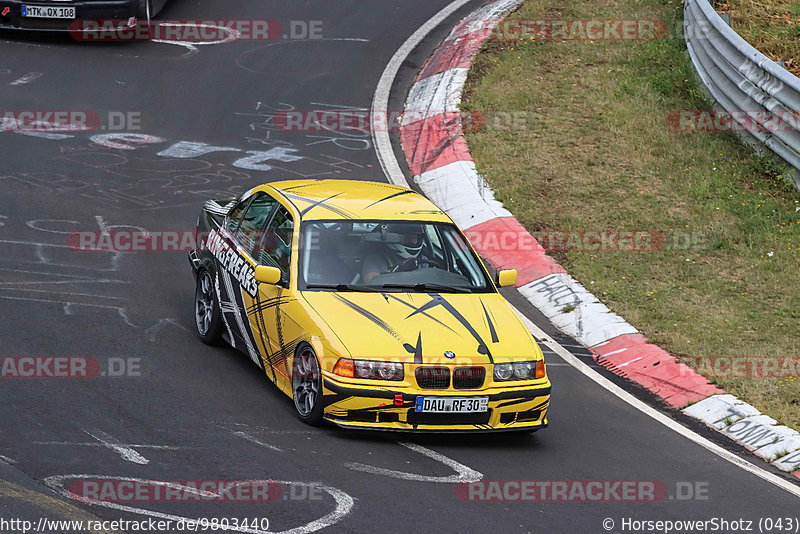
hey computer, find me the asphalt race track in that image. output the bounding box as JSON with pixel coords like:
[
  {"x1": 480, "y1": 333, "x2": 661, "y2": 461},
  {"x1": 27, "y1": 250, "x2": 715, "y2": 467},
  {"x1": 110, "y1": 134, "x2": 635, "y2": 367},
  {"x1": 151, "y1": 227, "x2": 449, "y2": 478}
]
[{"x1": 1, "y1": 1, "x2": 798, "y2": 533}]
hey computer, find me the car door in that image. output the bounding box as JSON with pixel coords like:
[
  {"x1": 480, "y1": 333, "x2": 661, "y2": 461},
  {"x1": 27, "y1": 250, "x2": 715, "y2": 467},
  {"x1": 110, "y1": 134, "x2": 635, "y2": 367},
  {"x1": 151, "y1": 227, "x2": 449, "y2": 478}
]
[
  {"x1": 250, "y1": 204, "x2": 300, "y2": 393},
  {"x1": 215, "y1": 192, "x2": 278, "y2": 369}
]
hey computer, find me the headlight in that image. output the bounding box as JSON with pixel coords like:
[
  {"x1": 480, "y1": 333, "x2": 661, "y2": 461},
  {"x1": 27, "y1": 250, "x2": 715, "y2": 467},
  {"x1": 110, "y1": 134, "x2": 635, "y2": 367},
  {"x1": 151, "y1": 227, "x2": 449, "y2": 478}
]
[
  {"x1": 514, "y1": 362, "x2": 534, "y2": 379},
  {"x1": 494, "y1": 363, "x2": 514, "y2": 380},
  {"x1": 494, "y1": 361, "x2": 545, "y2": 381},
  {"x1": 334, "y1": 359, "x2": 404, "y2": 381}
]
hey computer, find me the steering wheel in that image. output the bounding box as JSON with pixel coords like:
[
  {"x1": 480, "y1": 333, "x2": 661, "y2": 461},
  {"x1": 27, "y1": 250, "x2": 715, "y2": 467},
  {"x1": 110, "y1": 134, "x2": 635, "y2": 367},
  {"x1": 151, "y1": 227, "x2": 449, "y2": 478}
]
[
  {"x1": 390, "y1": 256, "x2": 417, "y2": 273},
  {"x1": 423, "y1": 255, "x2": 448, "y2": 270},
  {"x1": 390, "y1": 254, "x2": 447, "y2": 273}
]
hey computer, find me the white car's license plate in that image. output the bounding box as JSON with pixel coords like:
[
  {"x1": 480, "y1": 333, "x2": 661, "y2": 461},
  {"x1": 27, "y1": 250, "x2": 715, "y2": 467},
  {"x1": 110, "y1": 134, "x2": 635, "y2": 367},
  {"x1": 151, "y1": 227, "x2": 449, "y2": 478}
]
[
  {"x1": 415, "y1": 396, "x2": 489, "y2": 413},
  {"x1": 22, "y1": 5, "x2": 76, "y2": 19}
]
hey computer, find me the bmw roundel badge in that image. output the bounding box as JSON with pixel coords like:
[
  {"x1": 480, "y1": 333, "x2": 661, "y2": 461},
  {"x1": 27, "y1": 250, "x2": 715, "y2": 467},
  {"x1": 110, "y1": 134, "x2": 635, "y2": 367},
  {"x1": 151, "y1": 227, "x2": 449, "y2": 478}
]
[{"x1": 444, "y1": 351, "x2": 456, "y2": 359}]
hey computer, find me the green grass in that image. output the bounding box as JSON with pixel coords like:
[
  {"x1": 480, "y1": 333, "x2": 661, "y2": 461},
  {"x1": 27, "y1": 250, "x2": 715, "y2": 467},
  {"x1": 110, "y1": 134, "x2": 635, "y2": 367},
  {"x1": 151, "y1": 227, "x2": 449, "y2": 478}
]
[
  {"x1": 728, "y1": 0, "x2": 800, "y2": 75},
  {"x1": 463, "y1": 0, "x2": 800, "y2": 430}
]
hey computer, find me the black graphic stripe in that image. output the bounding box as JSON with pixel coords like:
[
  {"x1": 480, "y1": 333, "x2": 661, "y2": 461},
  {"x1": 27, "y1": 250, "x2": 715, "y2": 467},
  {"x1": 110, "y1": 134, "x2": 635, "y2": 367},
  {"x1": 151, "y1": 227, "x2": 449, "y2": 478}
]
[
  {"x1": 495, "y1": 397, "x2": 549, "y2": 409},
  {"x1": 386, "y1": 294, "x2": 458, "y2": 335},
  {"x1": 332, "y1": 294, "x2": 404, "y2": 343},
  {"x1": 299, "y1": 192, "x2": 343, "y2": 216},
  {"x1": 253, "y1": 292, "x2": 277, "y2": 383},
  {"x1": 247, "y1": 295, "x2": 288, "y2": 312},
  {"x1": 404, "y1": 298, "x2": 442, "y2": 319},
  {"x1": 364, "y1": 189, "x2": 415, "y2": 209},
  {"x1": 247, "y1": 295, "x2": 293, "y2": 315},
  {"x1": 405, "y1": 333, "x2": 423, "y2": 364},
  {"x1": 282, "y1": 191, "x2": 355, "y2": 219},
  {"x1": 268, "y1": 334, "x2": 304, "y2": 369},
  {"x1": 405, "y1": 294, "x2": 494, "y2": 363},
  {"x1": 432, "y1": 294, "x2": 494, "y2": 363},
  {"x1": 481, "y1": 301, "x2": 499, "y2": 343},
  {"x1": 280, "y1": 181, "x2": 323, "y2": 191}
]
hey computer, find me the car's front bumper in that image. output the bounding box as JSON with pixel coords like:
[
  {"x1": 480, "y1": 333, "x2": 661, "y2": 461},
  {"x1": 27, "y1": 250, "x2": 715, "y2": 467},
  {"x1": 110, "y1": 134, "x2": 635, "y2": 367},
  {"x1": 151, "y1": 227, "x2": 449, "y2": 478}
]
[
  {"x1": 0, "y1": 0, "x2": 136, "y2": 31},
  {"x1": 321, "y1": 376, "x2": 550, "y2": 432}
]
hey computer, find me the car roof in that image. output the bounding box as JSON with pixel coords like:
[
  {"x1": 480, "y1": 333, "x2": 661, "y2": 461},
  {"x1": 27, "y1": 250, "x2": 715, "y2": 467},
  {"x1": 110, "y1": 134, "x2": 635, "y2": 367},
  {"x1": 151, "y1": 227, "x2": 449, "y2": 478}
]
[{"x1": 259, "y1": 179, "x2": 451, "y2": 223}]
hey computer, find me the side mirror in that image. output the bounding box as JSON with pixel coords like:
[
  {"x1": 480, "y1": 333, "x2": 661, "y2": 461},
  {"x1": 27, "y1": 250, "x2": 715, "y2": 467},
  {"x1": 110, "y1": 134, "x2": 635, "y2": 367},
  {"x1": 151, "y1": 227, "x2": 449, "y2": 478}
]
[
  {"x1": 254, "y1": 266, "x2": 282, "y2": 285},
  {"x1": 495, "y1": 269, "x2": 517, "y2": 288}
]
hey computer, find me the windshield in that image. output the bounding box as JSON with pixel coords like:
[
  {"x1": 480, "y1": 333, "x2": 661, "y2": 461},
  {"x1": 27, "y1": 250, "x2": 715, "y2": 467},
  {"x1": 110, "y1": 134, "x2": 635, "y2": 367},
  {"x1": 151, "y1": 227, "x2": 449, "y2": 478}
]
[{"x1": 299, "y1": 221, "x2": 494, "y2": 293}]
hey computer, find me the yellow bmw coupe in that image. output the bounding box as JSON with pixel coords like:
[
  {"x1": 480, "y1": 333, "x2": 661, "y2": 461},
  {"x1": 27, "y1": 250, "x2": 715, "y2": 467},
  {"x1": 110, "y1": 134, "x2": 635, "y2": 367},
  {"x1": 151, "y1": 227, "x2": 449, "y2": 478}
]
[{"x1": 189, "y1": 179, "x2": 550, "y2": 432}]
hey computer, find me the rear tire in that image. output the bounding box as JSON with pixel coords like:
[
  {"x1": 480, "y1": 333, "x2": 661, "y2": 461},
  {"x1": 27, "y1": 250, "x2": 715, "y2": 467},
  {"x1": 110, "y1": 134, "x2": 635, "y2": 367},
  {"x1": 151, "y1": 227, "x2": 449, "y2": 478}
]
[
  {"x1": 195, "y1": 269, "x2": 224, "y2": 346},
  {"x1": 292, "y1": 344, "x2": 324, "y2": 426}
]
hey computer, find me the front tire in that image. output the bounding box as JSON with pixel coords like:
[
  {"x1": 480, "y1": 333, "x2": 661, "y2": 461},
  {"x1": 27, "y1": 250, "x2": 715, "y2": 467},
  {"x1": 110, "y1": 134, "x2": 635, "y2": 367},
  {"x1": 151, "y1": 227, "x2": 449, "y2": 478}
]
[
  {"x1": 195, "y1": 269, "x2": 224, "y2": 345},
  {"x1": 292, "y1": 344, "x2": 324, "y2": 425},
  {"x1": 138, "y1": 0, "x2": 152, "y2": 22}
]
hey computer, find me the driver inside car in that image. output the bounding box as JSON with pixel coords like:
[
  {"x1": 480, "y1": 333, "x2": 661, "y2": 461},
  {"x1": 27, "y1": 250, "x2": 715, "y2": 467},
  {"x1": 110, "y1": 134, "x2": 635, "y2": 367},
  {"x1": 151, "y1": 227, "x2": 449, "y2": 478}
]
[{"x1": 362, "y1": 223, "x2": 432, "y2": 283}]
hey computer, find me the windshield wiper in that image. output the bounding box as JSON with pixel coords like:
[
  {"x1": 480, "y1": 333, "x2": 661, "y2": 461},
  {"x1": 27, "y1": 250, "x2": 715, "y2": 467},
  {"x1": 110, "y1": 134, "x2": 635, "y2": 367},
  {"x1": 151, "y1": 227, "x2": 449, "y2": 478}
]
[
  {"x1": 380, "y1": 283, "x2": 472, "y2": 294},
  {"x1": 306, "y1": 284, "x2": 384, "y2": 292}
]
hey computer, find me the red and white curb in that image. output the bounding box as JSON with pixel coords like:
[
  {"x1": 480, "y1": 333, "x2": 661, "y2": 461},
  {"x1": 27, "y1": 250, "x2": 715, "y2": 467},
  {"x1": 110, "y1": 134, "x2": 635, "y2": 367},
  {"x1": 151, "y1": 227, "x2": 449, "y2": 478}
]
[{"x1": 397, "y1": 0, "x2": 800, "y2": 477}]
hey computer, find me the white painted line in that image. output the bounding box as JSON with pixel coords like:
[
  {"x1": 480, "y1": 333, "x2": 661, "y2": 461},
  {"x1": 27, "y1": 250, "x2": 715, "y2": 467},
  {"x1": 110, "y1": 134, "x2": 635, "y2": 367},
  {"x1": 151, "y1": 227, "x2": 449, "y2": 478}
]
[
  {"x1": 231, "y1": 430, "x2": 282, "y2": 452},
  {"x1": 371, "y1": 0, "x2": 476, "y2": 187},
  {"x1": 602, "y1": 347, "x2": 629, "y2": 357},
  {"x1": 83, "y1": 430, "x2": 149, "y2": 465},
  {"x1": 152, "y1": 23, "x2": 240, "y2": 57},
  {"x1": 213, "y1": 422, "x2": 319, "y2": 435},
  {"x1": 0, "y1": 454, "x2": 16, "y2": 465},
  {"x1": 514, "y1": 309, "x2": 800, "y2": 499},
  {"x1": 612, "y1": 356, "x2": 643, "y2": 369},
  {"x1": 33, "y1": 441, "x2": 181, "y2": 450},
  {"x1": 44, "y1": 475, "x2": 354, "y2": 534},
  {"x1": 9, "y1": 72, "x2": 43, "y2": 86},
  {"x1": 346, "y1": 442, "x2": 482, "y2": 483}
]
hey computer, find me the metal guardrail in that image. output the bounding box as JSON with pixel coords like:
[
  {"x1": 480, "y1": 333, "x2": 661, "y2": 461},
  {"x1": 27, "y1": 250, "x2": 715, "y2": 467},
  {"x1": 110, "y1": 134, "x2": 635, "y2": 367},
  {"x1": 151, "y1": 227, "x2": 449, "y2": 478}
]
[{"x1": 684, "y1": 0, "x2": 800, "y2": 188}]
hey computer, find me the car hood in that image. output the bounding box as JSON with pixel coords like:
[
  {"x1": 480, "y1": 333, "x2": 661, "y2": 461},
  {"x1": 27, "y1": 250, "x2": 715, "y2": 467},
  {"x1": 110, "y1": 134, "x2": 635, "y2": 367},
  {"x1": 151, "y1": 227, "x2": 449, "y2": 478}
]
[{"x1": 300, "y1": 290, "x2": 541, "y2": 364}]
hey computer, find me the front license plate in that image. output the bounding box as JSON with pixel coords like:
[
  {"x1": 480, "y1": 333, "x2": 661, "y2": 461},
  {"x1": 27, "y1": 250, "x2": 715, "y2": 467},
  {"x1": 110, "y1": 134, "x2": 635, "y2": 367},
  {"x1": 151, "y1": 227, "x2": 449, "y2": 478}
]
[
  {"x1": 415, "y1": 396, "x2": 489, "y2": 413},
  {"x1": 22, "y1": 5, "x2": 76, "y2": 18}
]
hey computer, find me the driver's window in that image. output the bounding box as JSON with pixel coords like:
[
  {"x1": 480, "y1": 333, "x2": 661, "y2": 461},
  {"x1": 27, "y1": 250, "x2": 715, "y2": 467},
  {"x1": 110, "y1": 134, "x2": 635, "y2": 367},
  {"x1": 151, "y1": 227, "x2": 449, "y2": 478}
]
[
  {"x1": 257, "y1": 206, "x2": 294, "y2": 284},
  {"x1": 225, "y1": 198, "x2": 250, "y2": 234},
  {"x1": 235, "y1": 193, "x2": 277, "y2": 255}
]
